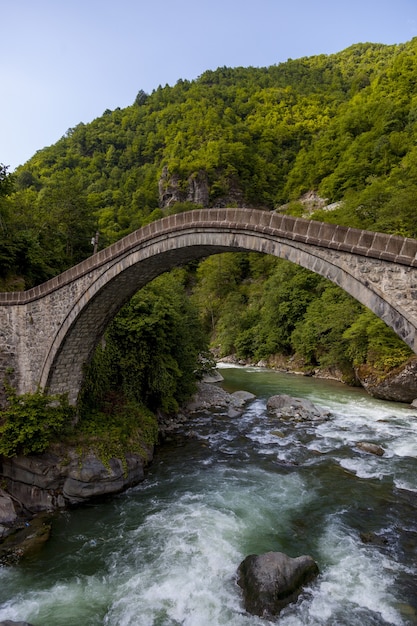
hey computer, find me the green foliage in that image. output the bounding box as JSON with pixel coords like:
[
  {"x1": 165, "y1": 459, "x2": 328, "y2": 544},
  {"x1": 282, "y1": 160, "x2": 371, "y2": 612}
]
[
  {"x1": 3, "y1": 38, "x2": 415, "y2": 273},
  {"x1": 291, "y1": 285, "x2": 363, "y2": 372},
  {"x1": 0, "y1": 164, "x2": 14, "y2": 198},
  {"x1": 343, "y1": 310, "x2": 413, "y2": 372},
  {"x1": 70, "y1": 401, "x2": 158, "y2": 471},
  {"x1": 251, "y1": 263, "x2": 325, "y2": 359},
  {"x1": 0, "y1": 388, "x2": 74, "y2": 457},
  {"x1": 80, "y1": 269, "x2": 208, "y2": 415},
  {"x1": 4, "y1": 38, "x2": 417, "y2": 287}
]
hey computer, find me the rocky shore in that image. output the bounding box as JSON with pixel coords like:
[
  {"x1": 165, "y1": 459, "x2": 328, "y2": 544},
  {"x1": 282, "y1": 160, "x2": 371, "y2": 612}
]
[
  {"x1": 0, "y1": 443, "x2": 153, "y2": 564},
  {"x1": 0, "y1": 376, "x2": 255, "y2": 563}
]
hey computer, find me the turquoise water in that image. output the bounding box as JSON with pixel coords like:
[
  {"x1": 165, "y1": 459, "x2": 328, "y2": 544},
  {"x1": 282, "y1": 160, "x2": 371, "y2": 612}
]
[{"x1": 0, "y1": 365, "x2": 416, "y2": 625}]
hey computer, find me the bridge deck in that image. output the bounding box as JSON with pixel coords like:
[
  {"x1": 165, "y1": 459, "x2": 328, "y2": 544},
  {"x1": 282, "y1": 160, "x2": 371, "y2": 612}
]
[{"x1": 1, "y1": 208, "x2": 417, "y2": 305}]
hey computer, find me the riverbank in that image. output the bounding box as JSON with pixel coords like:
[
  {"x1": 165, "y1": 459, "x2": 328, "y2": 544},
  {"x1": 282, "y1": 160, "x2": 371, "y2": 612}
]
[
  {"x1": 218, "y1": 354, "x2": 417, "y2": 404},
  {"x1": 0, "y1": 443, "x2": 154, "y2": 564}
]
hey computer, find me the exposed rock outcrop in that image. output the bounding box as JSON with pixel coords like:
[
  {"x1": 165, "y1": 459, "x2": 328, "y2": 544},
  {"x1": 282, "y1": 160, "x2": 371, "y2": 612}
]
[
  {"x1": 158, "y1": 166, "x2": 209, "y2": 207},
  {"x1": 237, "y1": 551, "x2": 319, "y2": 617},
  {"x1": 1, "y1": 445, "x2": 153, "y2": 515},
  {"x1": 266, "y1": 394, "x2": 330, "y2": 421},
  {"x1": 0, "y1": 489, "x2": 18, "y2": 535},
  {"x1": 356, "y1": 357, "x2": 417, "y2": 404}
]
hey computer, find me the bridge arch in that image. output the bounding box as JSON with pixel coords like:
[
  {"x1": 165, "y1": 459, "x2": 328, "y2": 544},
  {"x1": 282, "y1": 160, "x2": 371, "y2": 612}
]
[
  {"x1": 40, "y1": 211, "x2": 415, "y2": 402},
  {"x1": 1, "y1": 208, "x2": 417, "y2": 405}
]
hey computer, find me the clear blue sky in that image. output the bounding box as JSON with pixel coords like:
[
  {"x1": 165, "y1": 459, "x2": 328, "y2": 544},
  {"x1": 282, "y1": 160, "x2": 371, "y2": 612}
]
[{"x1": 2, "y1": 0, "x2": 417, "y2": 170}]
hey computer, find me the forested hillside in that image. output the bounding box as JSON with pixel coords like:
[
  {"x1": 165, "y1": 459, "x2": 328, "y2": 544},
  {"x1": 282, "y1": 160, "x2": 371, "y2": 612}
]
[{"x1": 2, "y1": 38, "x2": 417, "y2": 416}]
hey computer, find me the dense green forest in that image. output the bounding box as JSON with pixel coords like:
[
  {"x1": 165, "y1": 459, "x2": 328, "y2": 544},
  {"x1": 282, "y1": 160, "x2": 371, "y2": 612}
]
[{"x1": 2, "y1": 38, "x2": 417, "y2": 434}]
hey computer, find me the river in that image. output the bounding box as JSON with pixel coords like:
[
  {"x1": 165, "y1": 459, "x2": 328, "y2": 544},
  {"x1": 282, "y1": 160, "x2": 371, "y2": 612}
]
[{"x1": 0, "y1": 365, "x2": 417, "y2": 625}]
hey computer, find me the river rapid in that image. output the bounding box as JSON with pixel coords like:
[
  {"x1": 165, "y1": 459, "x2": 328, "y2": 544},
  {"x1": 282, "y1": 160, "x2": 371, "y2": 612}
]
[{"x1": 0, "y1": 365, "x2": 417, "y2": 625}]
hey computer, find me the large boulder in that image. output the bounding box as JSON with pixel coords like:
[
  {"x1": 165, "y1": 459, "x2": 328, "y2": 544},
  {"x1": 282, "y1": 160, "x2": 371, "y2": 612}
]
[
  {"x1": 0, "y1": 489, "x2": 18, "y2": 526},
  {"x1": 62, "y1": 451, "x2": 148, "y2": 503},
  {"x1": 183, "y1": 382, "x2": 255, "y2": 416},
  {"x1": 356, "y1": 441, "x2": 385, "y2": 456},
  {"x1": 356, "y1": 357, "x2": 417, "y2": 403},
  {"x1": 266, "y1": 394, "x2": 329, "y2": 421},
  {"x1": 237, "y1": 551, "x2": 319, "y2": 617},
  {"x1": 1, "y1": 446, "x2": 153, "y2": 512}
]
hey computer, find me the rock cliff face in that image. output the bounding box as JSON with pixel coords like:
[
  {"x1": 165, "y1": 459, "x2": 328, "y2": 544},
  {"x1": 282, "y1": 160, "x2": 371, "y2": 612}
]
[
  {"x1": 356, "y1": 357, "x2": 417, "y2": 403},
  {"x1": 0, "y1": 445, "x2": 153, "y2": 520},
  {"x1": 158, "y1": 166, "x2": 248, "y2": 208},
  {"x1": 158, "y1": 167, "x2": 209, "y2": 207}
]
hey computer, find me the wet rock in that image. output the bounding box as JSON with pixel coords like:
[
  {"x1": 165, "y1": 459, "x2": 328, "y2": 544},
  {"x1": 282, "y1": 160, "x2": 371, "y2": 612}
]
[
  {"x1": 0, "y1": 513, "x2": 52, "y2": 565},
  {"x1": 183, "y1": 382, "x2": 255, "y2": 415},
  {"x1": 266, "y1": 394, "x2": 330, "y2": 421},
  {"x1": 237, "y1": 551, "x2": 319, "y2": 617},
  {"x1": 231, "y1": 390, "x2": 256, "y2": 405},
  {"x1": 0, "y1": 489, "x2": 18, "y2": 527},
  {"x1": 270, "y1": 430, "x2": 285, "y2": 438},
  {"x1": 360, "y1": 531, "x2": 389, "y2": 546},
  {"x1": 202, "y1": 370, "x2": 224, "y2": 383},
  {"x1": 1, "y1": 447, "x2": 153, "y2": 512},
  {"x1": 228, "y1": 390, "x2": 256, "y2": 417},
  {"x1": 356, "y1": 442, "x2": 385, "y2": 456},
  {"x1": 63, "y1": 453, "x2": 147, "y2": 503}
]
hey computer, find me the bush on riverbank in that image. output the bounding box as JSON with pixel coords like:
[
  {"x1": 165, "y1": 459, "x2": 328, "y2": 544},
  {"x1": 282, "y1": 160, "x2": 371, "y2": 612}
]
[{"x1": 0, "y1": 386, "x2": 74, "y2": 457}]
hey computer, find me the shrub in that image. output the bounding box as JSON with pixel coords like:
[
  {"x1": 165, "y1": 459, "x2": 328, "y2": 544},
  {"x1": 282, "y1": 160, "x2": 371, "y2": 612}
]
[{"x1": 0, "y1": 387, "x2": 74, "y2": 457}]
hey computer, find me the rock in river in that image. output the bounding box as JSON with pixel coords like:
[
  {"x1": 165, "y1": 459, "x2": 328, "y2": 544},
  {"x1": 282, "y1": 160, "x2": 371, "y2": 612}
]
[
  {"x1": 237, "y1": 551, "x2": 319, "y2": 617},
  {"x1": 356, "y1": 441, "x2": 385, "y2": 456},
  {"x1": 266, "y1": 394, "x2": 330, "y2": 421},
  {"x1": 183, "y1": 382, "x2": 255, "y2": 416}
]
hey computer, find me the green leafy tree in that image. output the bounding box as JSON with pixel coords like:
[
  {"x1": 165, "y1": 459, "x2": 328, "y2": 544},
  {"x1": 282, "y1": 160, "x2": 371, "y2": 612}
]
[
  {"x1": 291, "y1": 284, "x2": 363, "y2": 374},
  {"x1": 0, "y1": 387, "x2": 73, "y2": 457},
  {"x1": 343, "y1": 310, "x2": 413, "y2": 372}
]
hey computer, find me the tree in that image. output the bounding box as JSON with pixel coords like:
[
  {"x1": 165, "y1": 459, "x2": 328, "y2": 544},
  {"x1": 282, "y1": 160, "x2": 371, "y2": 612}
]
[
  {"x1": 0, "y1": 164, "x2": 14, "y2": 198},
  {"x1": 35, "y1": 169, "x2": 96, "y2": 268}
]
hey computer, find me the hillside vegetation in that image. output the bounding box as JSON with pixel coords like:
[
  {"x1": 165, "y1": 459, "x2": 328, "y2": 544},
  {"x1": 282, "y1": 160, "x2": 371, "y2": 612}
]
[{"x1": 2, "y1": 38, "x2": 417, "y2": 418}]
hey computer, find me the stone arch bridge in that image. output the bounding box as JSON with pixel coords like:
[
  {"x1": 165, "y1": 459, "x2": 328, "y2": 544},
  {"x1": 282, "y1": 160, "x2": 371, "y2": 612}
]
[{"x1": 1, "y1": 207, "x2": 417, "y2": 406}]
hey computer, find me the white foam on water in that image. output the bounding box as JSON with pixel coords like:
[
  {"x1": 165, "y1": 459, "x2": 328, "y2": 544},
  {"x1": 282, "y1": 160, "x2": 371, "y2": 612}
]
[
  {"x1": 338, "y1": 456, "x2": 388, "y2": 480},
  {"x1": 101, "y1": 468, "x2": 314, "y2": 626},
  {"x1": 102, "y1": 498, "x2": 264, "y2": 625},
  {"x1": 275, "y1": 519, "x2": 407, "y2": 626},
  {"x1": 0, "y1": 578, "x2": 112, "y2": 625},
  {"x1": 394, "y1": 477, "x2": 417, "y2": 492}
]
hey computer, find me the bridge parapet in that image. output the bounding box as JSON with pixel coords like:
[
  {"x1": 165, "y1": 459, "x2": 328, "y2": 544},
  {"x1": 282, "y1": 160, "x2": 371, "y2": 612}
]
[{"x1": 1, "y1": 209, "x2": 417, "y2": 307}]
